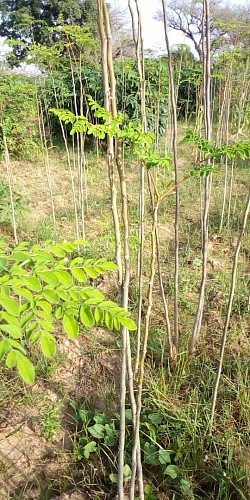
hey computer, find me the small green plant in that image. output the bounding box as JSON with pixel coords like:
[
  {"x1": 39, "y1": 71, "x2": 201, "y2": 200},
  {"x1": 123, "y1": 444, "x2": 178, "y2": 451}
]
[
  {"x1": 72, "y1": 403, "x2": 119, "y2": 456},
  {"x1": 71, "y1": 402, "x2": 194, "y2": 497},
  {"x1": 50, "y1": 96, "x2": 173, "y2": 171},
  {"x1": 71, "y1": 402, "x2": 131, "y2": 486},
  {"x1": 0, "y1": 178, "x2": 27, "y2": 225},
  {"x1": 0, "y1": 239, "x2": 137, "y2": 384},
  {"x1": 137, "y1": 409, "x2": 194, "y2": 498},
  {"x1": 42, "y1": 405, "x2": 62, "y2": 441}
]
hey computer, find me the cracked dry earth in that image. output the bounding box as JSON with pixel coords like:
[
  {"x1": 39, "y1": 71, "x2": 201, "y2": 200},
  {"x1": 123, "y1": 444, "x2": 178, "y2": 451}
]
[{"x1": 0, "y1": 329, "x2": 120, "y2": 499}]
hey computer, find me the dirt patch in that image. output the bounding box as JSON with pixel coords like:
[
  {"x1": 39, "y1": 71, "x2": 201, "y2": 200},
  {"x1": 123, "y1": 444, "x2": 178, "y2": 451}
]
[
  {"x1": 52, "y1": 491, "x2": 89, "y2": 500},
  {"x1": 0, "y1": 327, "x2": 120, "y2": 498},
  {"x1": 0, "y1": 416, "x2": 73, "y2": 499},
  {"x1": 1, "y1": 156, "x2": 111, "y2": 244}
]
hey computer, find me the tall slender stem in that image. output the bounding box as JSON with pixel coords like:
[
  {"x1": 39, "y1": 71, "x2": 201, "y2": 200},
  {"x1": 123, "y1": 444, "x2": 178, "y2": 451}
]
[
  {"x1": 190, "y1": 0, "x2": 212, "y2": 353},
  {"x1": 3, "y1": 132, "x2": 18, "y2": 244},
  {"x1": 161, "y1": 0, "x2": 179, "y2": 357},
  {"x1": 210, "y1": 190, "x2": 250, "y2": 433}
]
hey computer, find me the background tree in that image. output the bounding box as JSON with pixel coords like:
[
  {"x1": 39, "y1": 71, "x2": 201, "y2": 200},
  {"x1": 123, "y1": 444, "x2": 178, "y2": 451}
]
[
  {"x1": 0, "y1": 0, "x2": 98, "y2": 64},
  {"x1": 0, "y1": 0, "x2": 134, "y2": 66},
  {"x1": 156, "y1": 0, "x2": 250, "y2": 60}
]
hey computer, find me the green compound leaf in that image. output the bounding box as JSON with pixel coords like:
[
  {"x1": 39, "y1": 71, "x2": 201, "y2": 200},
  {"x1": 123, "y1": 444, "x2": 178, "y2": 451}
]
[
  {"x1": 43, "y1": 289, "x2": 59, "y2": 304},
  {"x1": 38, "y1": 270, "x2": 59, "y2": 286},
  {"x1": 48, "y1": 246, "x2": 66, "y2": 258},
  {"x1": 84, "y1": 266, "x2": 99, "y2": 279},
  {"x1": 0, "y1": 339, "x2": 10, "y2": 360},
  {"x1": 1, "y1": 312, "x2": 20, "y2": 327},
  {"x1": 13, "y1": 287, "x2": 33, "y2": 301},
  {"x1": 23, "y1": 276, "x2": 42, "y2": 292},
  {"x1": 94, "y1": 307, "x2": 104, "y2": 325},
  {"x1": 105, "y1": 311, "x2": 114, "y2": 330},
  {"x1": 55, "y1": 270, "x2": 73, "y2": 286},
  {"x1": 6, "y1": 349, "x2": 18, "y2": 368},
  {"x1": 100, "y1": 261, "x2": 118, "y2": 271},
  {"x1": 36, "y1": 300, "x2": 52, "y2": 314},
  {"x1": 8, "y1": 339, "x2": 26, "y2": 353}
]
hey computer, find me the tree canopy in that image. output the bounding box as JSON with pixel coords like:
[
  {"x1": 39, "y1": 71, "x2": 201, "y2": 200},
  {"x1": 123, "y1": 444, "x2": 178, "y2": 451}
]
[{"x1": 0, "y1": 0, "x2": 98, "y2": 63}]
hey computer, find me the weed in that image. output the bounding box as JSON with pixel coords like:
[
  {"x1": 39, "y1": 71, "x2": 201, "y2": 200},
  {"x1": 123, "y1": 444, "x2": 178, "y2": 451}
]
[
  {"x1": 32, "y1": 219, "x2": 64, "y2": 242},
  {"x1": 42, "y1": 405, "x2": 62, "y2": 442},
  {"x1": 0, "y1": 459, "x2": 6, "y2": 473}
]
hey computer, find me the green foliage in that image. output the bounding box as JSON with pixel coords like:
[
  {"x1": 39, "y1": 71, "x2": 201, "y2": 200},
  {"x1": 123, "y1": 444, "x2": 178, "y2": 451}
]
[
  {"x1": 32, "y1": 52, "x2": 203, "y2": 141},
  {"x1": 0, "y1": 240, "x2": 136, "y2": 384},
  {"x1": 181, "y1": 129, "x2": 250, "y2": 176},
  {"x1": 71, "y1": 401, "x2": 194, "y2": 497},
  {"x1": 140, "y1": 411, "x2": 193, "y2": 494},
  {"x1": 116, "y1": 58, "x2": 169, "y2": 134},
  {"x1": 71, "y1": 403, "x2": 119, "y2": 461},
  {"x1": 0, "y1": 0, "x2": 98, "y2": 64},
  {"x1": 42, "y1": 405, "x2": 61, "y2": 441},
  {"x1": 51, "y1": 97, "x2": 173, "y2": 172},
  {"x1": 176, "y1": 66, "x2": 202, "y2": 119},
  {"x1": 0, "y1": 71, "x2": 38, "y2": 160},
  {"x1": 0, "y1": 178, "x2": 27, "y2": 225}
]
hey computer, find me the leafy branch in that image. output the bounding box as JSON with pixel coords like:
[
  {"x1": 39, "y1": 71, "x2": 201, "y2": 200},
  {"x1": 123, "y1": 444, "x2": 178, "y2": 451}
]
[
  {"x1": 181, "y1": 129, "x2": 250, "y2": 170},
  {"x1": 50, "y1": 96, "x2": 173, "y2": 171},
  {"x1": 0, "y1": 240, "x2": 136, "y2": 384}
]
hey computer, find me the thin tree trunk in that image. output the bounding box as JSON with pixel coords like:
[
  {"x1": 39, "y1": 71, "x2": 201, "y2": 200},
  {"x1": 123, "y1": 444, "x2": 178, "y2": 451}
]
[
  {"x1": 97, "y1": 0, "x2": 123, "y2": 286},
  {"x1": 227, "y1": 160, "x2": 234, "y2": 230},
  {"x1": 127, "y1": 3, "x2": 147, "y2": 497},
  {"x1": 148, "y1": 178, "x2": 172, "y2": 360},
  {"x1": 130, "y1": 173, "x2": 159, "y2": 500},
  {"x1": 236, "y1": 57, "x2": 249, "y2": 134},
  {"x1": 162, "y1": 0, "x2": 179, "y2": 357},
  {"x1": 190, "y1": 0, "x2": 212, "y2": 353},
  {"x1": 219, "y1": 62, "x2": 233, "y2": 232},
  {"x1": 227, "y1": 58, "x2": 249, "y2": 230},
  {"x1": 37, "y1": 96, "x2": 56, "y2": 226},
  {"x1": 68, "y1": 45, "x2": 86, "y2": 239},
  {"x1": 51, "y1": 75, "x2": 80, "y2": 240},
  {"x1": 3, "y1": 132, "x2": 18, "y2": 244},
  {"x1": 210, "y1": 189, "x2": 250, "y2": 433},
  {"x1": 98, "y1": 3, "x2": 134, "y2": 497},
  {"x1": 128, "y1": 1, "x2": 146, "y2": 388}
]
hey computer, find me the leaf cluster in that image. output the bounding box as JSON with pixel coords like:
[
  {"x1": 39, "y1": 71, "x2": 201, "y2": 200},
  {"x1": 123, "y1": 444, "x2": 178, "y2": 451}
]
[
  {"x1": 0, "y1": 240, "x2": 136, "y2": 384},
  {"x1": 50, "y1": 97, "x2": 173, "y2": 172},
  {"x1": 0, "y1": 71, "x2": 38, "y2": 160},
  {"x1": 181, "y1": 129, "x2": 250, "y2": 176}
]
